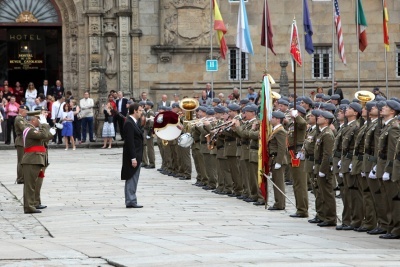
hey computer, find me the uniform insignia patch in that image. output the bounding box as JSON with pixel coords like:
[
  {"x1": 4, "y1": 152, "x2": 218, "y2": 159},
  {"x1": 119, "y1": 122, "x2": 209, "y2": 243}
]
[{"x1": 156, "y1": 114, "x2": 163, "y2": 124}]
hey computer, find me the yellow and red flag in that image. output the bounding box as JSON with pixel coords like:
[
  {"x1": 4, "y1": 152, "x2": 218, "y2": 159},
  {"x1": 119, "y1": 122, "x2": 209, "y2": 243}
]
[
  {"x1": 213, "y1": 0, "x2": 228, "y2": 59},
  {"x1": 290, "y1": 19, "x2": 302, "y2": 68},
  {"x1": 383, "y1": 0, "x2": 389, "y2": 51}
]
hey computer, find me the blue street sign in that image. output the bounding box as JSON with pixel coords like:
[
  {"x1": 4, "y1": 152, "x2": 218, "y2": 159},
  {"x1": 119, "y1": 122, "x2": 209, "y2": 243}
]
[{"x1": 206, "y1": 60, "x2": 218, "y2": 72}]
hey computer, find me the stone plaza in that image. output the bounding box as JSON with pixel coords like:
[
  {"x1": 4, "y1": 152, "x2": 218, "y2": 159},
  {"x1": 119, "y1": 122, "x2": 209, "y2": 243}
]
[{"x1": 0, "y1": 145, "x2": 399, "y2": 266}]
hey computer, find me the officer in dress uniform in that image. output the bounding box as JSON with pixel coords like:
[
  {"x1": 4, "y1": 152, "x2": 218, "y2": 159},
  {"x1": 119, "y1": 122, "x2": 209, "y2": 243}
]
[
  {"x1": 268, "y1": 111, "x2": 288, "y2": 211},
  {"x1": 191, "y1": 108, "x2": 208, "y2": 186},
  {"x1": 14, "y1": 104, "x2": 30, "y2": 184},
  {"x1": 305, "y1": 110, "x2": 324, "y2": 224},
  {"x1": 287, "y1": 106, "x2": 309, "y2": 218},
  {"x1": 314, "y1": 111, "x2": 337, "y2": 227},
  {"x1": 143, "y1": 101, "x2": 156, "y2": 169},
  {"x1": 196, "y1": 106, "x2": 211, "y2": 187},
  {"x1": 374, "y1": 100, "x2": 400, "y2": 239},
  {"x1": 337, "y1": 102, "x2": 362, "y2": 231},
  {"x1": 21, "y1": 110, "x2": 54, "y2": 214},
  {"x1": 388, "y1": 117, "x2": 400, "y2": 239},
  {"x1": 201, "y1": 108, "x2": 218, "y2": 190},
  {"x1": 351, "y1": 101, "x2": 377, "y2": 232}
]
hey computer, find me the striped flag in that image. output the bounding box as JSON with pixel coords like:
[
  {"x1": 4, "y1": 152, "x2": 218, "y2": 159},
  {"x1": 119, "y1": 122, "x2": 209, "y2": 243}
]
[
  {"x1": 258, "y1": 74, "x2": 273, "y2": 200},
  {"x1": 261, "y1": 0, "x2": 276, "y2": 55},
  {"x1": 290, "y1": 19, "x2": 302, "y2": 68},
  {"x1": 213, "y1": 0, "x2": 228, "y2": 59},
  {"x1": 357, "y1": 0, "x2": 368, "y2": 52},
  {"x1": 334, "y1": 0, "x2": 346, "y2": 65},
  {"x1": 236, "y1": 0, "x2": 254, "y2": 55},
  {"x1": 383, "y1": 0, "x2": 389, "y2": 51}
]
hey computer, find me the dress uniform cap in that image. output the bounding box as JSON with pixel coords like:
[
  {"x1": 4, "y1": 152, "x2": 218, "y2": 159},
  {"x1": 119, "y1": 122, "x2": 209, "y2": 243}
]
[
  {"x1": 313, "y1": 102, "x2": 323, "y2": 109},
  {"x1": 27, "y1": 110, "x2": 41, "y2": 117},
  {"x1": 289, "y1": 102, "x2": 294, "y2": 109},
  {"x1": 206, "y1": 109, "x2": 215, "y2": 115},
  {"x1": 198, "y1": 106, "x2": 208, "y2": 112},
  {"x1": 390, "y1": 97, "x2": 400, "y2": 104},
  {"x1": 19, "y1": 104, "x2": 30, "y2": 111},
  {"x1": 385, "y1": 100, "x2": 400, "y2": 112},
  {"x1": 214, "y1": 106, "x2": 225, "y2": 113},
  {"x1": 139, "y1": 100, "x2": 146, "y2": 106},
  {"x1": 340, "y1": 99, "x2": 350, "y2": 105},
  {"x1": 224, "y1": 107, "x2": 229, "y2": 113},
  {"x1": 282, "y1": 96, "x2": 290, "y2": 102},
  {"x1": 302, "y1": 96, "x2": 313, "y2": 105},
  {"x1": 375, "y1": 95, "x2": 386, "y2": 101},
  {"x1": 322, "y1": 95, "x2": 331, "y2": 101},
  {"x1": 324, "y1": 103, "x2": 336, "y2": 111},
  {"x1": 34, "y1": 106, "x2": 47, "y2": 111},
  {"x1": 352, "y1": 98, "x2": 360, "y2": 103},
  {"x1": 349, "y1": 102, "x2": 362, "y2": 113},
  {"x1": 297, "y1": 96, "x2": 304, "y2": 102},
  {"x1": 272, "y1": 111, "x2": 285, "y2": 119},
  {"x1": 320, "y1": 111, "x2": 334, "y2": 119},
  {"x1": 171, "y1": 102, "x2": 180, "y2": 108},
  {"x1": 243, "y1": 104, "x2": 258, "y2": 112},
  {"x1": 339, "y1": 104, "x2": 348, "y2": 110},
  {"x1": 365, "y1": 101, "x2": 377, "y2": 112},
  {"x1": 146, "y1": 101, "x2": 154, "y2": 107},
  {"x1": 296, "y1": 106, "x2": 307, "y2": 114},
  {"x1": 311, "y1": 109, "x2": 322, "y2": 117},
  {"x1": 331, "y1": 94, "x2": 341, "y2": 100},
  {"x1": 212, "y1": 98, "x2": 221, "y2": 103},
  {"x1": 239, "y1": 98, "x2": 249, "y2": 105},
  {"x1": 376, "y1": 101, "x2": 386, "y2": 111},
  {"x1": 315, "y1": 93, "x2": 324, "y2": 98},
  {"x1": 227, "y1": 103, "x2": 241, "y2": 111},
  {"x1": 277, "y1": 99, "x2": 289, "y2": 106}
]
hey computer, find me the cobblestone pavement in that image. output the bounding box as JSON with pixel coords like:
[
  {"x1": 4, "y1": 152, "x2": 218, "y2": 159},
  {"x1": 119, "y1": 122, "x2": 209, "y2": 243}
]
[{"x1": 0, "y1": 147, "x2": 399, "y2": 267}]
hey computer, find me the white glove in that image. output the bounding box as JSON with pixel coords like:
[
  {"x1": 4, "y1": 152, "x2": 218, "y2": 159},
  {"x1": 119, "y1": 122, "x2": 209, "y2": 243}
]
[
  {"x1": 313, "y1": 166, "x2": 315, "y2": 170},
  {"x1": 291, "y1": 110, "x2": 298, "y2": 118},
  {"x1": 373, "y1": 165, "x2": 377, "y2": 172},
  {"x1": 39, "y1": 114, "x2": 48, "y2": 125},
  {"x1": 330, "y1": 166, "x2": 333, "y2": 172},
  {"x1": 296, "y1": 152, "x2": 305, "y2": 160},
  {"x1": 49, "y1": 128, "x2": 56, "y2": 136},
  {"x1": 361, "y1": 172, "x2": 366, "y2": 177},
  {"x1": 337, "y1": 160, "x2": 341, "y2": 169},
  {"x1": 383, "y1": 172, "x2": 390, "y2": 181},
  {"x1": 369, "y1": 170, "x2": 377, "y2": 179},
  {"x1": 319, "y1": 172, "x2": 325, "y2": 177},
  {"x1": 349, "y1": 163, "x2": 352, "y2": 172},
  {"x1": 274, "y1": 163, "x2": 281, "y2": 170},
  {"x1": 339, "y1": 173, "x2": 343, "y2": 178}
]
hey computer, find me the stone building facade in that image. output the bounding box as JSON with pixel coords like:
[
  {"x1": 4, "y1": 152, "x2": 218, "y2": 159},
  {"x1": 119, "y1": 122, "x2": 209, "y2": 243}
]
[{"x1": 1, "y1": 0, "x2": 399, "y2": 103}]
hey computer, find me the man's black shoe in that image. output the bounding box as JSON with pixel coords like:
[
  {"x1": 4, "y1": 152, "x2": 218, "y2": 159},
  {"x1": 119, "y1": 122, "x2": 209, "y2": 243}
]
[
  {"x1": 89, "y1": 140, "x2": 95, "y2": 142},
  {"x1": 36, "y1": 205, "x2": 47, "y2": 209},
  {"x1": 379, "y1": 233, "x2": 400, "y2": 239},
  {"x1": 126, "y1": 204, "x2": 143, "y2": 208},
  {"x1": 318, "y1": 222, "x2": 337, "y2": 227},
  {"x1": 355, "y1": 227, "x2": 370, "y2": 232},
  {"x1": 244, "y1": 198, "x2": 257, "y2": 203},
  {"x1": 290, "y1": 213, "x2": 308, "y2": 218},
  {"x1": 179, "y1": 177, "x2": 191, "y2": 180},
  {"x1": 268, "y1": 207, "x2": 284, "y2": 211},
  {"x1": 367, "y1": 228, "x2": 387, "y2": 235},
  {"x1": 145, "y1": 165, "x2": 155, "y2": 169},
  {"x1": 227, "y1": 193, "x2": 238, "y2": 197},
  {"x1": 253, "y1": 201, "x2": 265, "y2": 206},
  {"x1": 141, "y1": 164, "x2": 149, "y2": 168},
  {"x1": 236, "y1": 195, "x2": 245, "y2": 199},
  {"x1": 24, "y1": 210, "x2": 42, "y2": 214},
  {"x1": 17, "y1": 181, "x2": 24, "y2": 184},
  {"x1": 308, "y1": 217, "x2": 323, "y2": 224},
  {"x1": 285, "y1": 181, "x2": 293, "y2": 186}
]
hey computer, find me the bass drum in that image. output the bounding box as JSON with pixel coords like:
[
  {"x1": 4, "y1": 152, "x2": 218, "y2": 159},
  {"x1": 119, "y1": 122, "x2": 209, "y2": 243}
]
[{"x1": 178, "y1": 133, "x2": 194, "y2": 148}]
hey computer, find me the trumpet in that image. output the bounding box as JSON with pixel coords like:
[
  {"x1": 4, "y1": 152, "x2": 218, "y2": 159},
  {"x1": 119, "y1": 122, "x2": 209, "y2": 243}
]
[{"x1": 185, "y1": 117, "x2": 217, "y2": 127}]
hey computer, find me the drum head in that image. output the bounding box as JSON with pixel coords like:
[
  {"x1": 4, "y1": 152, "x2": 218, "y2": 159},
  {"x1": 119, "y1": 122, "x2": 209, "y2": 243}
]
[{"x1": 154, "y1": 125, "x2": 181, "y2": 141}]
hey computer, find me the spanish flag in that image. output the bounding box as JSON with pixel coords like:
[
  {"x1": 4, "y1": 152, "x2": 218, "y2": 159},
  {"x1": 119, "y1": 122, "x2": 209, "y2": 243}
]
[
  {"x1": 213, "y1": 0, "x2": 228, "y2": 59},
  {"x1": 383, "y1": 0, "x2": 389, "y2": 51}
]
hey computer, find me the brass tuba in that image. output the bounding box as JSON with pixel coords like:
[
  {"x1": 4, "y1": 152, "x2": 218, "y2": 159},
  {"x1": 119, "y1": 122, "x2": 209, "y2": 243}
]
[
  {"x1": 179, "y1": 98, "x2": 200, "y2": 121},
  {"x1": 355, "y1": 90, "x2": 375, "y2": 107}
]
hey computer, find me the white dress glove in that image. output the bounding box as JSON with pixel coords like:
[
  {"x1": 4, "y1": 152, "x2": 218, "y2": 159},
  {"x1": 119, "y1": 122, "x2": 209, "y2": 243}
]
[
  {"x1": 339, "y1": 173, "x2": 344, "y2": 178},
  {"x1": 296, "y1": 152, "x2": 305, "y2": 160},
  {"x1": 330, "y1": 166, "x2": 333, "y2": 171},
  {"x1": 383, "y1": 172, "x2": 390, "y2": 181},
  {"x1": 361, "y1": 172, "x2": 366, "y2": 177},
  {"x1": 319, "y1": 172, "x2": 325, "y2": 177},
  {"x1": 337, "y1": 160, "x2": 341, "y2": 169},
  {"x1": 369, "y1": 170, "x2": 377, "y2": 179},
  {"x1": 49, "y1": 128, "x2": 56, "y2": 136},
  {"x1": 349, "y1": 163, "x2": 353, "y2": 172},
  {"x1": 39, "y1": 114, "x2": 48, "y2": 124},
  {"x1": 291, "y1": 110, "x2": 298, "y2": 118},
  {"x1": 373, "y1": 165, "x2": 377, "y2": 172},
  {"x1": 274, "y1": 163, "x2": 281, "y2": 170}
]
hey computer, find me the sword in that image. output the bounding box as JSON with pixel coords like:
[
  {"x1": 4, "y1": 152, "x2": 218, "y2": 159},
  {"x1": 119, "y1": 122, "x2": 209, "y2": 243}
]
[{"x1": 263, "y1": 172, "x2": 296, "y2": 207}]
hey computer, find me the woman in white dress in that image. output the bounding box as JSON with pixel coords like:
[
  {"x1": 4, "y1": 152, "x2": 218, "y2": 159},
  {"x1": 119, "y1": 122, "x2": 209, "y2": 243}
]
[{"x1": 25, "y1": 82, "x2": 37, "y2": 111}]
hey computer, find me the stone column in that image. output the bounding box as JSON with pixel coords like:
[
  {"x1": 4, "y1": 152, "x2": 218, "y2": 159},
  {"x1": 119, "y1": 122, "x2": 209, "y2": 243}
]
[
  {"x1": 117, "y1": 0, "x2": 132, "y2": 95},
  {"x1": 279, "y1": 61, "x2": 289, "y2": 97}
]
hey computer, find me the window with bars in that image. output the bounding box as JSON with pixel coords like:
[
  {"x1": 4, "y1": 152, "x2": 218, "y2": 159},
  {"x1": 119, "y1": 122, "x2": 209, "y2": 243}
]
[
  {"x1": 228, "y1": 48, "x2": 249, "y2": 81},
  {"x1": 396, "y1": 45, "x2": 400, "y2": 77},
  {"x1": 312, "y1": 46, "x2": 332, "y2": 79}
]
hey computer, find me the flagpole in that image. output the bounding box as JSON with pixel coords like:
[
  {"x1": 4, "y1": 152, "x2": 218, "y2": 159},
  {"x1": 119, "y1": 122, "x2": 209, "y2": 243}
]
[
  {"x1": 239, "y1": 48, "x2": 242, "y2": 96},
  {"x1": 210, "y1": 0, "x2": 214, "y2": 97},
  {"x1": 385, "y1": 48, "x2": 388, "y2": 97},
  {"x1": 302, "y1": 0, "x2": 305, "y2": 96},
  {"x1": 356, "y1": 0, "x2": 360, "y2": 90},
  {"x1": 332, "y1": 0, "x2": 335, "y2": 93},
  {"x1": 264, "y1": 0, "x2": 268, "y2": 70}
]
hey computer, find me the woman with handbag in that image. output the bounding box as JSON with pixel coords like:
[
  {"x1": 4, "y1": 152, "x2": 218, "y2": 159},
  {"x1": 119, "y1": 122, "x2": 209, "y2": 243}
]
[
  {"x1": 71, "y1": 99, "x2": 82, "y2": 144},
  {"x1": 102, "y1": 101, "x2": 115, "y2": 148},
  {"x1": 61, "y1": 104, "x2": 75, "y2": 150}
]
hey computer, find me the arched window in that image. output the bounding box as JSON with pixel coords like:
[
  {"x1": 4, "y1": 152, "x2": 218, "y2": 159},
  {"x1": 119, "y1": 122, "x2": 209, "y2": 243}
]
[{"x1": 0, "y1": 0, "x2": 60, "y2": 24}]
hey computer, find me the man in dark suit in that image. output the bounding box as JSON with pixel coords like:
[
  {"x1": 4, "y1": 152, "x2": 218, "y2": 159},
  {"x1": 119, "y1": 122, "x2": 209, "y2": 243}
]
[
  {"x1": 205, "y1": 83, "x2": 215, "y2": 98},
  {"x1": 52, "y1": 80, "x2": 65, "y2": 99},
  {"x1": 38, "y1": 80, "x2": 51, "y2": 97},
  {"x1": 121, "y1": 103, "x2": 144, "y2": 208},
  {"x1": 327, "y1": 81, "x2": 344, "y2": 101},
  {"x1": 156, "y1": 94, "x2": 170, "y2": 110},
  {"x1": 116, "y1": 91, "x2": 128, "y2": 141}
]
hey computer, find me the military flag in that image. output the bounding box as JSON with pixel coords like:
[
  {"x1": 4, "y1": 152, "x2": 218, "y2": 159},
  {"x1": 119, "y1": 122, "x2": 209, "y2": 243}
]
[
  {"x1": 213, "y1": 0, "x2": 228, "y2": 59},
  {"x1": 290, "y1": 19, "x2": 302, "y2": 68},
  {"x1": 261, "y1": 0, "x2": 276, "y2": 55},
  {"x1": 357, "y1": 0, "x2": 368, "y2": 52},
  {"x1": 303, "y1": 0, "x2": 314, "y2": 54},
  {"x1": 236, "y1": 0, "x2": 254, "y2": 55},
  {"x1": 334, "y1": 0, "x2": 346, "y2": 65},
  {"x1": 383, "y1": 0, "x2": 389, "y2": 51}
]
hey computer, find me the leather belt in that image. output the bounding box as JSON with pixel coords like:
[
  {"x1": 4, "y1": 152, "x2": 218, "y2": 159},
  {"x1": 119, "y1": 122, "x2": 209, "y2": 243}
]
[{"x1": 24, "y1": 146, "x2": 46, "y2": 153}]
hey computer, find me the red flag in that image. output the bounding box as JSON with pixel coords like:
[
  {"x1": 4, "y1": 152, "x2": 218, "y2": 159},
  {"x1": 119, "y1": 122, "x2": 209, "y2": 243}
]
[
  {"x1": 383, "y1": 0, "x2": 389, "y2": 51},
  {"x1": 213, "y1": 0, "x2": 228, "y2": 59},
  {"x1": 261, "y1": 0, "x2": 276, "y2": 55},
  {"x1": 290, "y1": 19, "x2": 302, "y2": 67}
]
